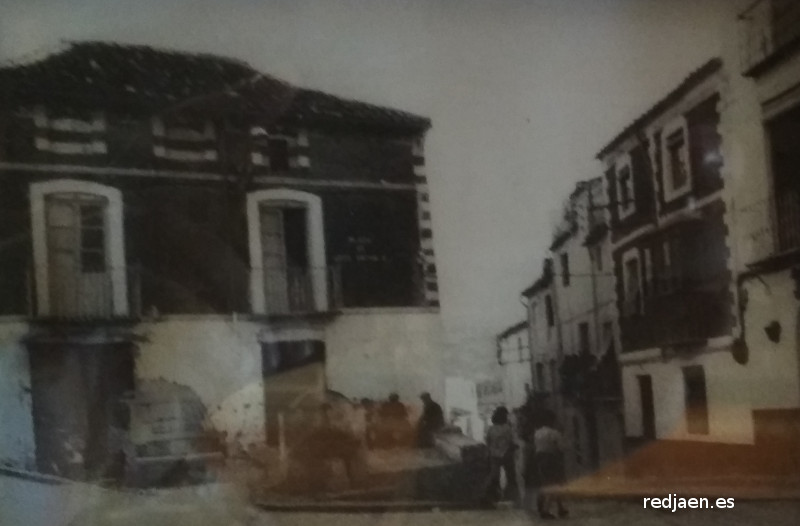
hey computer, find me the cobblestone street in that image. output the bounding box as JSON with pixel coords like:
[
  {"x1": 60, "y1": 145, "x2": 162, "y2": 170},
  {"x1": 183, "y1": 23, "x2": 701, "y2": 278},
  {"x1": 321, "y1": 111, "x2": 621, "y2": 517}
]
[{"x1": 262, "y1": 500, "x2": 800, "y2": 526}]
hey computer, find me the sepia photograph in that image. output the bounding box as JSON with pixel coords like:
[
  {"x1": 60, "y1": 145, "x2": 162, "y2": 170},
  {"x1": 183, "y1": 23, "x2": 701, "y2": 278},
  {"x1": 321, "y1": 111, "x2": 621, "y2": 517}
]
[{"x1": 1, "y1": 1, "x2": 800, "y2": 525}]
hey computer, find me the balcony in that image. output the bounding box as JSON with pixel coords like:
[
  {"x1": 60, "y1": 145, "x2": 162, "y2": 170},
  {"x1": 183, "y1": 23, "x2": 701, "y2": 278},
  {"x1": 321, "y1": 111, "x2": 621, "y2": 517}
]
[
  {"x1": 27, "y1": 266, "x2": 142, "y2": 321},
  {"x1": 739, "y1": 0, "x2": 800, "y2": 76},
  {"x1": 250, "y1": 266, "x2": 343, "y2": 317},
  {"x1": 620, "y1": 281, "x2": 732, "y2": 352}
]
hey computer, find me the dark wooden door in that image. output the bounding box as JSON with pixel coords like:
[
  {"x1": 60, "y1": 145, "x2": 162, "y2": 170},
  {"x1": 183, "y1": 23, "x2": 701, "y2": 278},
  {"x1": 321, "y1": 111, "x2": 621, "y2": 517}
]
[{"x1": 638, "y1": 375, "x2": 656, "y2": 440}]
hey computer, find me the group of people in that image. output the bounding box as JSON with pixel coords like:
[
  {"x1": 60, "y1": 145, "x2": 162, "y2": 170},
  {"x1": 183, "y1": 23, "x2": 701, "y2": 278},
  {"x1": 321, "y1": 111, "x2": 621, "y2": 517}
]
[
  {"x1": 281, "y1": 391, "x2": 447, "y2": 494},
  {"x1": 483, "y1": 406, "x2": 569, "y2": 519},
  {"x1": 357, "y1": 391, "x2": 445, "y2": 449}
]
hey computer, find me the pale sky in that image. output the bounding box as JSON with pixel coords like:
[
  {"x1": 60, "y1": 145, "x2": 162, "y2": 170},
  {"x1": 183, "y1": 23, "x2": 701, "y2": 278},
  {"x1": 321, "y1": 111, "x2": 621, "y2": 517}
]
[{"x1": 0, "y1": 0, "x2": 728, "y2": 375}]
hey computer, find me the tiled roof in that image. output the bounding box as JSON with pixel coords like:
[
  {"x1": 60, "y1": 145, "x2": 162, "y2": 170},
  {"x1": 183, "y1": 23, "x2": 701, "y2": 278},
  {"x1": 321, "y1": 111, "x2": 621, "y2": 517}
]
[
  {"x1": 0, "y1": 41, "x2": 430, "y2": 132},
  {"x1": 595, "y1": 57, "x2": 722, "y2": 159},
  {"x1": 549, "y1": 178, "x2": 603, "y2": 250},
  {"x1": 498, "y1": 320, "x2": 528, "y2": 340},
  {"x1": 522, "y1": 258, "x2": 554, "y2": 298},
  {"x1": 284, "y1": 88, "x2": 431, "y2": 133},
  {"x1": 0, "y1": 41, "x2": 287, "y2": 112},
  {"x1": 549, "y1": 225, "x2": 576, "y2": 252}
]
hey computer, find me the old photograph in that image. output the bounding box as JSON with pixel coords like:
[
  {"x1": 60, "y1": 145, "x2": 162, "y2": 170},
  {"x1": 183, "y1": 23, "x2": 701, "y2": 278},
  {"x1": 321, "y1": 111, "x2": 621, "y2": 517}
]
[{"x1": 1, "y1": 1, "x2": 800, "y2": 525}]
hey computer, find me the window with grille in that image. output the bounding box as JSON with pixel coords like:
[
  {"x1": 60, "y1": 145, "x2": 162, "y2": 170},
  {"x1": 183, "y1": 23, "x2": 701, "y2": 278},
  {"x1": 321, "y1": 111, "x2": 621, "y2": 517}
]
[
  {"x1": 616, "y1": 154, "x2": 635, "y2": 219},
  {"x1": 662, "y1": 117, "x2": 692, "y2": 201},
  {"x1": 622, "y1": 250, "x2": 641, "y2": 317}
]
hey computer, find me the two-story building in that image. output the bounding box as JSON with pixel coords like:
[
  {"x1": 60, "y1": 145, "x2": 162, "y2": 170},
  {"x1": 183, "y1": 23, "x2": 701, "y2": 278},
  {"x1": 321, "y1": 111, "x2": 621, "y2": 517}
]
[
  {"x1": 496, "y1": 320, "x2": 532, "y2": 412},
  {"x1": 522, "y1": 258, "x2": 560, "y2": 403},
  {"x1": 0, "y1": 42, "x2": 444, "y2": 480}
]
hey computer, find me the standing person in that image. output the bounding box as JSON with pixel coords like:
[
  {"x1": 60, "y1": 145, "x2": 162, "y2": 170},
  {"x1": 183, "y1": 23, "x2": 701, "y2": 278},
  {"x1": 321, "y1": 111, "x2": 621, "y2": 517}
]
[
  {"x1": 533, "y1": 410, "x2": 568, "y2": 519},
  {"x1": 482, "y1": 406, "x2": 519, "y2": 507},
  {"x1": 417, "y1": 392, "x2": 445, "y2": 448}
]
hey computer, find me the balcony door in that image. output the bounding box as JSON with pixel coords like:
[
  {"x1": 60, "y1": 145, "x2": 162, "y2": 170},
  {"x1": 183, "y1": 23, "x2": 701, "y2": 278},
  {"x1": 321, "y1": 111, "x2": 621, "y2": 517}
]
[
  {"x1": 259, "y1": 202, "x2": 310, "y2": 314},
  {"x1": 45, "y1": 194, "x2": 110, "y2": 317},
  {"x1": 770, "y1": 103, "x2": 800, "y2": 252}
]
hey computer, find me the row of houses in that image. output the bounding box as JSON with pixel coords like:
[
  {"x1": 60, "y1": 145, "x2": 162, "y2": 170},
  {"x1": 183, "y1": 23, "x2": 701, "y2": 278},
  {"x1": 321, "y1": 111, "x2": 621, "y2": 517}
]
[
  {"x1": 0, "y1": 41, "x2": 446, "y2": 482},
  {"x1": 497, "y1": 0, "x2": 800, "y2": 478}
]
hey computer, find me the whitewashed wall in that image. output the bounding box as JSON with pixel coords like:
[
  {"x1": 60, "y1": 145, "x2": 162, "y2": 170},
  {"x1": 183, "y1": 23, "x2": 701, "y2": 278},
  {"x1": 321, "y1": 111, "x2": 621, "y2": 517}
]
[
  {"x1": 134, "y1": 317, "x2": 276, "y2": 448},
  {"x1": 718, "y1": 0, "x2": 800, "y2": 413},
  {"x1": 498, "y1": 324, "x2": 531, "y2": 409},
  {"x1": 552, "y1": 189, "x2": 617, "y2": 360},
  {"x1": 0, "y1": 308, "x2": 446, "y2": 458},
  {"x1": 619, "y1": 337, "x2": 789, "y2": 445},
  {"x1": 325, "y1": 307, "x2": 445, "y2": 405},
  {"x1": 0, "y1": 321, "x2": 36, "y2": 469},
  {"x1": 527, "y1": 284, "x2": 559, "y2": 385},
  {"x1": 444, "y1": 375, "x2": 486, "y2": 441},
  {"x1": 740, "y1": 271, "x2": 800, "y2": 411}
]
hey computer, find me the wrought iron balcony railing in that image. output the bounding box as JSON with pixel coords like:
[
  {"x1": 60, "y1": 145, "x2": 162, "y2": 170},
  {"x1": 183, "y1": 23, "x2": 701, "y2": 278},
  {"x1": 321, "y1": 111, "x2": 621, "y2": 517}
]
[
  {"x1": 620, "y1": 279, "x2": 732, "y2": 352},
  {"x1": 250, "y1": 265, "x2": 343, "y2": 316},
  {"x1": 20, "y1": 264, "x2": 348, "y2": 320},
  {"x1": 27, "y1": 265, "x2": 142, "y2": 321}
]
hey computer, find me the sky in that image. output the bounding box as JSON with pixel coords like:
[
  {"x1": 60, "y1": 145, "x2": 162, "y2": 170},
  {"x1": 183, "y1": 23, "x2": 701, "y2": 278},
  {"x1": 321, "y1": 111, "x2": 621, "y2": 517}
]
[{"x1": 0, "y1": 0, "x2": 729, "y2": 375}]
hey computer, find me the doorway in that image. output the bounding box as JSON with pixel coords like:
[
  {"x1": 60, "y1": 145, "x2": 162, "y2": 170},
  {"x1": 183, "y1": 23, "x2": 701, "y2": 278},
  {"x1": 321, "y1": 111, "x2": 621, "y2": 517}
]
[
  {"x1": 259, "y1": 203, "x2": 311, "y2": 314},
  {"x1": 28, "y1": 343, "x2": 134, "y2": 480},
  {"x1": 637, "y1": 375, "x2": 656, "y2": 440},
  {"x1": 45, "y1": 194, "x2": 111, "y2": 317},
  {"x1": 261, "y1": 340, "x2": 325, "y2": 445}
]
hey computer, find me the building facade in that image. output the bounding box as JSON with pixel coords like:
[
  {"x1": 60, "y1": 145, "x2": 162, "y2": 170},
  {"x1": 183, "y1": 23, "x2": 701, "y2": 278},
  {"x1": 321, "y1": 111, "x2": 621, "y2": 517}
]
[
  {"x1": 0, "y1": 42, "x2": 445, "y2": 480},
  {"x1": 541, "y1": 179, "x2": 623, "y2": 476},
  {"x1": 598, "y1": 58, "x2": 735, "y2": 461},
  {"x1": 718, "y1": 0, "x2": 800, "y2": 473},
  {"x1": 596, "y1": 1, "x2": 800, "y2": 477},
  {"x1": 522, "y1": 258, "x2": 560, "y2": 403},
  {"x1": 496, "y1": 320, "x2": 532, "y2": 411}
]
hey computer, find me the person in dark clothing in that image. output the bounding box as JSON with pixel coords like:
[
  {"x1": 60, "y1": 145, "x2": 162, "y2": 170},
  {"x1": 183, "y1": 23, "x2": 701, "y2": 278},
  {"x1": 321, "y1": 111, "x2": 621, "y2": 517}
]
[
  {"x1": 482, "y1": 406, "x2": 519, "y2": 507},
  {"x1": 533, "y1": 410, "x2": 568, "y2": 519},
  {"x1": 417, "y1": 392, "x2": 445, "y2": 448}
]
